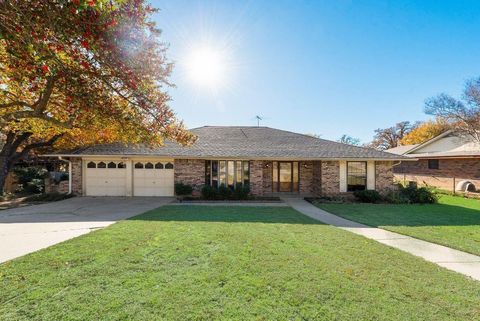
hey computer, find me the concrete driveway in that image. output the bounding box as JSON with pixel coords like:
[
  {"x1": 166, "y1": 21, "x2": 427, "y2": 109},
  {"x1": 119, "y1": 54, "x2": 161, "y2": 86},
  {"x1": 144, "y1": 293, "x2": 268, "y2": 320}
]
[{"x1": 0, "y1": 196, "x2": 173, "y2": 264}]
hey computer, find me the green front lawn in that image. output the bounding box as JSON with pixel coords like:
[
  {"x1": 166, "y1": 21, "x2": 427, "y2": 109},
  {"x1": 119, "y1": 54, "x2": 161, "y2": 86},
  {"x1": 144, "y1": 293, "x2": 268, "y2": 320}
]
[
  {"x1": 1, "y1": 205, "x2": 479, "y2": 320},
  {"x1": 317, "y1": 194, "x2": 480, "y2": 256}
]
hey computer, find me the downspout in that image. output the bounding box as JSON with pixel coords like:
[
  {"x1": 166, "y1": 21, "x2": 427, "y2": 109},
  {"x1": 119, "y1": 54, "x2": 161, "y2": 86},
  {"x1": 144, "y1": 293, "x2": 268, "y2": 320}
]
[{"x1": 58, "y1": 157, "x2": 72, "y2": 194}]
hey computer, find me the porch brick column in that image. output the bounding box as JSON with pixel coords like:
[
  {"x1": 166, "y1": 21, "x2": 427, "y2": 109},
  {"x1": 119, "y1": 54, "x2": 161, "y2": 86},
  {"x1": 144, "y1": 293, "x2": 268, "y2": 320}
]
[{"x1": 249, "y1": 160, "x2": 264, "y2": 196}]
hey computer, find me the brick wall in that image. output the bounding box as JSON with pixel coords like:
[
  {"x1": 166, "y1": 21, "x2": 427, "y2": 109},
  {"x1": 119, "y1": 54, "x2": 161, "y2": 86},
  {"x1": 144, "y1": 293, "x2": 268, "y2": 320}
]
[
  {"x1": 262, "y1": 161, "x2": 272, "y2": 194},
  {"x1": 394, "y1": 158, "x2": 480, "y2": 192},
  {"x1": 174, "y1": 159, "x2": 206, "y2": 194},
  {"x1": 321, "y1": 161, "x2": 340, "y2": 195},
  {"x1": 45, "y1": 179, "x2": 69, "y2": 194},
  {"x1": 71, "y1": 158, "x2": 82, "y2": 195},
  {"x1": 375, "y1": 161, "x2": 394, "y2": 194},
  {"x1": 299, "y1": 161, "x2": 314, "y2": 194},
  {"x1": 249, "y1": 160, "x2": 264, "y2": 195},
  {"x1": 312, "y1": 161, "x2": 322, "y2": 196}
]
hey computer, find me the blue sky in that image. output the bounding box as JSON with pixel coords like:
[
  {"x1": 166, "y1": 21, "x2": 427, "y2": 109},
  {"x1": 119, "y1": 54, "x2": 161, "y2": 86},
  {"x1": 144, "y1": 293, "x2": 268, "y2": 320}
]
[{"x1": 152, "y1": 0, "x2": 480, "y2": 143}]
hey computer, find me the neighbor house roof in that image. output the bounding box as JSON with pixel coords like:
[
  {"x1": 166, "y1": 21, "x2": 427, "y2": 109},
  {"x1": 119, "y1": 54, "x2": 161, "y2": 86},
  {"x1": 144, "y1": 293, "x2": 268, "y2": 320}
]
[
  {"x1": 48, "y1": 126, "x2": 409, "y2": 161},
  {"x1": 385, "y1": 144, "x2": 419, "y2": 155},
  {"x1": 386, "y1": 130, "x2": 480, "y2": 159}
]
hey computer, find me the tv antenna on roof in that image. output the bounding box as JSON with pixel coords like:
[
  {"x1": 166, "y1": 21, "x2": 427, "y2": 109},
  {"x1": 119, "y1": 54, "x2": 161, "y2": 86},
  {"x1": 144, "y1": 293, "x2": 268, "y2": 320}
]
[{"x1": 254, "y1": 115, "x2": 263, "y2": 127}]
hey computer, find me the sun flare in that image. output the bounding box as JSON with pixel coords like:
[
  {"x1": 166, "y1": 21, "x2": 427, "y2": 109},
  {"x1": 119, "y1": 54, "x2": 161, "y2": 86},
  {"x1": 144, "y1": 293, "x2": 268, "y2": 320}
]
[{"x1": 185, "y1": 46, "x2": 226, "y2": 89}]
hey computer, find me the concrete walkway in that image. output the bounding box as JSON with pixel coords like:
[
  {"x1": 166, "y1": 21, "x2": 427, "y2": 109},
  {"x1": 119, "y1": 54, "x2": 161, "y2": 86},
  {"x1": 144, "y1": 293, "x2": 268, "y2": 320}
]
[
  {"x1": 0, "y1": 196, "x2": 173, "y2": 263},
  {"x1": 283, "y1": 197, "x2": 480, "y2": 281}
]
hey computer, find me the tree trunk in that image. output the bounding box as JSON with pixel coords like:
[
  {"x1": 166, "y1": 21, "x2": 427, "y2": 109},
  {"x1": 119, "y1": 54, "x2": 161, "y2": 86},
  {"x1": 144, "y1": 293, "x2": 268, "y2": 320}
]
[{"x1": 0, "y1": 155, "x2": 12, "y2": 195}]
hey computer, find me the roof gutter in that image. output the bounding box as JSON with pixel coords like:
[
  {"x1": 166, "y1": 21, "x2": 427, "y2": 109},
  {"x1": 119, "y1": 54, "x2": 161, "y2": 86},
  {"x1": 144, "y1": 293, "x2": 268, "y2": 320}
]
[{"x1": 43, "y1": 154, "x2": 413, "y2": 162}]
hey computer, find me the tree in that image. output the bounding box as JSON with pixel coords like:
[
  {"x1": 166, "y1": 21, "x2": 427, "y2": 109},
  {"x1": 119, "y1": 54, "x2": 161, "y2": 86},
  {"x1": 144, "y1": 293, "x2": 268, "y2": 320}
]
[
  {"x1": 337, "y1": 134, "x2": 361, "y2": 146},
  {"x1": 400, "y1": 118, "x2": 451, "y2": 145},
  {"x1": 368, "y1": 121, "x2": 415, "y2": 150},
  {"x1": 0, "y1": 0, "x2": 195, "y2": 194},
  {"x1": 425, "y1": 77, "x2": 480, "y2": 142}
]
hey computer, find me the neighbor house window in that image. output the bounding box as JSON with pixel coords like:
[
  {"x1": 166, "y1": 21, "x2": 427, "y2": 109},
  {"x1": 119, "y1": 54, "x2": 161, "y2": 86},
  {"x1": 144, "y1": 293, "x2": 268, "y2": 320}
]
[
  {"x1": 347, "y1": 162, "x2": 367, "y2": 192},
  {"x1": 428, "y1": 159, "x2": 439, "y2": 170},
  {"x1": 205, "y1": 160, "x2": 249, "y2": 189}
]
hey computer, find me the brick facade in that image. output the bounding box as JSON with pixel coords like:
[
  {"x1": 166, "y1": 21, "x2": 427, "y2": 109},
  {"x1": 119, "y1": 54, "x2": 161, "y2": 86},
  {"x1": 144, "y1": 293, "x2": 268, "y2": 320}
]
[
  {"x1": 375, "y1": 161, "x2": 394, "y2": 194},
  {"x1": 174, "y1": 159, "x2": 206, "y2": 194},
  {"x1": 312, "y1": 161, "x2": 322, "y2": 195},
  {"x1": 70, "y1": 157, "x2": 396, "y2": 197},
  {"x1": 320, "y1": 161, "x2": 340, "y2": 195},
  {"x1": 249, "y1": 160, "x2": 265, "y2": 195},
  {"x1": 71, "y1": 158, "x2": 82, "y2": 195},
  {"x1": 394, "y1": 158, "x2": 480, "y2": 192}
]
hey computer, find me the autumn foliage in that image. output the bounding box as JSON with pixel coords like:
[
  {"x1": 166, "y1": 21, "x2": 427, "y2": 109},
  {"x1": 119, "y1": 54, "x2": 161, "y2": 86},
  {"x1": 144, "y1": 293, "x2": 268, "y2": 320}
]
[
  {"x1": 0, "y1": 0, "x2": 195, "y2": 192},
  {"x1": 400, "y1": 119, "x2": 451, "y2": 145}
]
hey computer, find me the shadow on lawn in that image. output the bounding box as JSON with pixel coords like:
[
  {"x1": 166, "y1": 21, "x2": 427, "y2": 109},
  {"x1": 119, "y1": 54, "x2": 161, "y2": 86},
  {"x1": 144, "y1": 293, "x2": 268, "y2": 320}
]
[
  {"x1": 321, "y1": 203, "x2": 480, "y2": 227},
  {"x1": 128, "y1": 205, "x2": 324, "y2": 225}
]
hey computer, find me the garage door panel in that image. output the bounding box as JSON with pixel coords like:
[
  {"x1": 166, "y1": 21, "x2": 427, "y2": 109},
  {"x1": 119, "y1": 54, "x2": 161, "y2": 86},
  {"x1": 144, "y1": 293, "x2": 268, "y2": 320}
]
[
  {"x1": 85, "y1": 161, "x2": 127, "y2": 196},
  {"x1": 133, "y1": 161, "x2": 174, "y2": 196}
]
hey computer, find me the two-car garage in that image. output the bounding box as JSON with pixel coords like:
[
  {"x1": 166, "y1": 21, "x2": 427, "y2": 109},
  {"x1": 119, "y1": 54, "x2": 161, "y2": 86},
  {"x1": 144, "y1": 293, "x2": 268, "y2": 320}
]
[{"x1": 84, "y1": 159, "x2": 174, "y2": 197}]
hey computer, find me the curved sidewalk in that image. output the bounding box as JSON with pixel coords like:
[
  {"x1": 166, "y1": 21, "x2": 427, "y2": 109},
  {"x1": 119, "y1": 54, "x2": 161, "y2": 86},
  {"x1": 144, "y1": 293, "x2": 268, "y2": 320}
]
[{"x1": 283, "y1": 197, "x2": 480, "y2": 281}]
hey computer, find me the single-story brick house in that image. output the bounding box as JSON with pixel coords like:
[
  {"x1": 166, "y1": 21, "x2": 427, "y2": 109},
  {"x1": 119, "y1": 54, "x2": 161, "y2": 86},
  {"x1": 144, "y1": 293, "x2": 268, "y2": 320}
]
[
  {"x1": 48, "y1": 126, "x2": 407, "y2": 197},
  {"x1": 387, "y1": 130, "x2": 480, "y2": 192}
]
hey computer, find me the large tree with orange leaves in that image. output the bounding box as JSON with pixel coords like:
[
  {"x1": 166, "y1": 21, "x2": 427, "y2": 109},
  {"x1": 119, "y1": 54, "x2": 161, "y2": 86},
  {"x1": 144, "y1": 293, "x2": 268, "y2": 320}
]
[{"x1": 0, "y1": 0, "x2": 195, "y2": 193}]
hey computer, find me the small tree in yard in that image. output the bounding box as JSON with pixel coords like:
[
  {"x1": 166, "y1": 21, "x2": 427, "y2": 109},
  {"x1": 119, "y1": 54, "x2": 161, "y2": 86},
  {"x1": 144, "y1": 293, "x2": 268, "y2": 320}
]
[
  {"x1": 0, "y1": 0, "x2": 196, "y2": 194},
  {"x1": 425, "y1": 77, "x2": 480, "y2": 143}
]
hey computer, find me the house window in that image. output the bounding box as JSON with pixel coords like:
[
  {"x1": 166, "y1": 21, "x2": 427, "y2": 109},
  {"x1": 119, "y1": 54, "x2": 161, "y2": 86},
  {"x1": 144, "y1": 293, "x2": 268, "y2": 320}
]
[
  {"x1": 165, "y1": 162, "x2": 174, "y2": 169},
  {"x1": 87, "y1": 161, "x2": 96, "y2": 168},
  {"x1": 428, "y1": 159, "x2": 439, "y2": 170},
  {"x1": 155, "y1": 162, "x2": 163, "y2": 169},
  {"x1": 347, "y1": 162, "x2": 367, "y2": 192},
  {"x1": 145, "y1": 162, "x2": 154, "y2": 169},
  {"x1": 107, "y1": 162, "x2": 116, "y2": 169},
  {"x1": 205, "y1": 160, "x2": 250, "y2": 189}
]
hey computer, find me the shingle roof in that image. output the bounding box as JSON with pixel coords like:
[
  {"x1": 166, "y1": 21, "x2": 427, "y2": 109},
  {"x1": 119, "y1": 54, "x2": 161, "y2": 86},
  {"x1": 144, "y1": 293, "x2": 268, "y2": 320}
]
[
  {"x1": 385, "y1": 144, "x2": 419, "y2": 155},
  {"x1": 54, "y1": 126, "x2": 408, "y2": 160}
]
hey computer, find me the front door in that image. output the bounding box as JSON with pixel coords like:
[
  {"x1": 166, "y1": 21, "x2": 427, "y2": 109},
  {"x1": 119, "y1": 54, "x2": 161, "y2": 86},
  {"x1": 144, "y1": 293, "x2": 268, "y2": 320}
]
[
  {"x1": 279, "y1": 162, "x2": 293, "y2": 192},
  {"x1": 273, "y1": 161, "x2": 299, "y2": 192}
]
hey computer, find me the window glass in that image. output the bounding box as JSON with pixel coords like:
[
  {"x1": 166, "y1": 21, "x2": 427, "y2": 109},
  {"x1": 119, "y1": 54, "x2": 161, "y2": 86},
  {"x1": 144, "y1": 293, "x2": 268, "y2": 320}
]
[
  {"x1": 107, "y1": 162, "x2": 116, "y2": 169},
  {"x1": 272, "y1": 161, "x2": 278, "y2": 192},
  {"x1": 293, "y1": 162, "x2": 299, "y2": 192},
  {"x1": 227, "y1": 161, "x2": 235, "y2": 188},
  {"x1": 155, "y1": 162, "x2": 163, "y2": 169},
  {"x1": 145, "y1": 162, "x2": 154, "y2": 169},
  {"x1": 87, "y1": 161, "x2": 96, "y2": 168},
  {"x1": 243, "y1": 161, "x2": 250, "y2": 186},
  {"x1": 165, "y1": 162, "x2": 174, "y2": 169},
  {"x1": 347, "y1": 162, "x2": 367, "y2": 192},
  {"x1": 134, "y1": 162, "x2": 144, "y2": 169},
  {"x1": 97, "y1": 162, "x2": 106, "y2": 168},
  {"x1": 211, "y1": 161, "x2": 218, "y2": 188},
  {"x1": 236, "y1": 161, "x2": 243, "y2": 186},
  {"x1": 428, "y1": 159, "x2": 439, "y2": 170},
  {"x1": 219, "y1": 161, "x2": 226, "y2": 186},
  {"x1": 118, "y1": 162, "x2": 126, "y2": 169}
]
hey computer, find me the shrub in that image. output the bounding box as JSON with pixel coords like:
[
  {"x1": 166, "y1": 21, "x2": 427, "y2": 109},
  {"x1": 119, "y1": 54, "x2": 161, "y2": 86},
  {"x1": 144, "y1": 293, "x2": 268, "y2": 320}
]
[
  {"x1": 401, "y1": 186, "x2": 438, "y2": 204},
  {"x1": 174, "y1": 183, "x2": 193, "y2": 195},
  {"x1": 201, "y1": 185, "x2": 217, "y2": 200},
  {"x1": 353, "y1": 190, "x2": 382, "y2": 203},
  {"x1": 217, "y1": 184, "x2": 232, "y2": 200},
  {"x1": 14, "y1": 166, "x2": 48, "y2": 194},
  {"x1": 383, "y1": 191, "x2": 410, "y2": 204},
  {"x1": 232, "y1": 185, "x2": 250, "y2": 200}
]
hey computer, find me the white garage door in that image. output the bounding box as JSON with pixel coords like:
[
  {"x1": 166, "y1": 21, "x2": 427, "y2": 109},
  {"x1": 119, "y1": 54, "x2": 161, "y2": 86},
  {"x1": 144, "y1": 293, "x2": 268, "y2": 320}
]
[
  {"x1": 133, "y1": 161, "x2": 174, "y2": 196},
  {"x1": 85, "y1": 161, "x2": 127, "y2": 196}
]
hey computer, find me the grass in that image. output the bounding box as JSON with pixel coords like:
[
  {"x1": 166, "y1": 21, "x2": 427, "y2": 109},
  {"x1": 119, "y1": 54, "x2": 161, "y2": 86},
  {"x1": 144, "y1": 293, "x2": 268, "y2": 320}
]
[
  {"x1": 1, "y1": 205, "x2": 479, "y2": 320},
  {"x1": 316, "y1": 194, "x2": 480, "y2": 256}
]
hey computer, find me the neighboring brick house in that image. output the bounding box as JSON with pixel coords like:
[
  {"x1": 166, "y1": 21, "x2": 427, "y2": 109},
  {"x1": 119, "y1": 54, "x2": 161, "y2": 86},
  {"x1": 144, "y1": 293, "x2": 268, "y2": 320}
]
[
  {"x1": 387, "y1": 130, "x2": 480, "y2": 192},
  {"x1": 47, "y1": 126, "x2": 406, "y2": 197}
]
